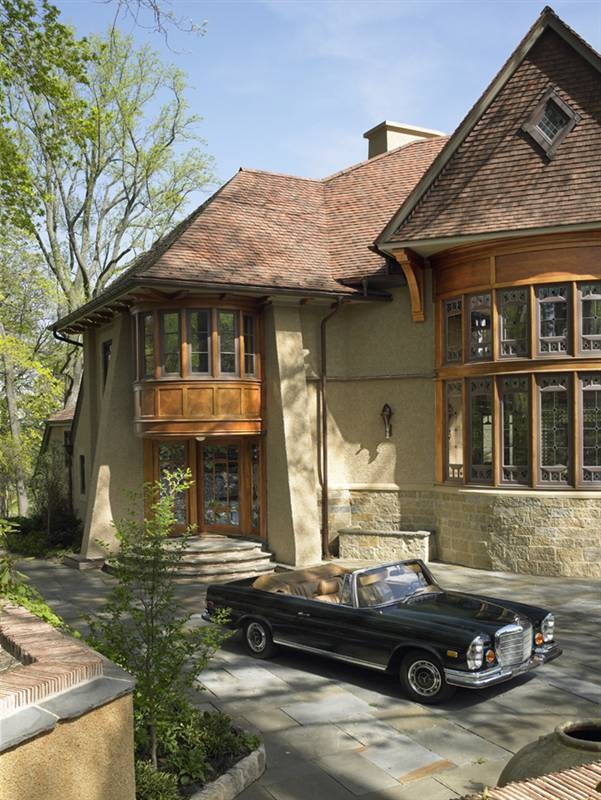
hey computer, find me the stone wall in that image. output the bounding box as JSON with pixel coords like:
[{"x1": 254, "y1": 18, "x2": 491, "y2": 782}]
[
  {"x1": 339, "y1": 529, "x2": 430, "y2": 562},
  {"x1": 334, "y1": 486, "x2": 601, "y2": 578}
]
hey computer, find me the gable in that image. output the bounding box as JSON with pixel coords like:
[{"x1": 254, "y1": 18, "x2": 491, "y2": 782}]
[{"x1": 380, "y1": 18, "x2": 601, "y2": 248}]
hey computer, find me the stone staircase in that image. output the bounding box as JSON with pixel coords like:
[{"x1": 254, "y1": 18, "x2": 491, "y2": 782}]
[{"x1": 169, "y1": 535, "x2": 275, "y2": 583}]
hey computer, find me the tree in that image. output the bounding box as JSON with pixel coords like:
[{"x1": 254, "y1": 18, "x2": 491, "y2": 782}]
[
  {"x1": 7, "y1": 26, "x2": 214, "y2": 398},
  {"x1": 0, "y1": 0, "x2": 91, "y2": 230},
  {"x1": 0, "y1": 231, "x2": 62, "y2": 515}
]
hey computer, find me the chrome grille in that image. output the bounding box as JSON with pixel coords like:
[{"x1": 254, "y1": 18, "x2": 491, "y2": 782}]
[{"x1": 495, "y1": 623, "x2": 533, "y2": 667}]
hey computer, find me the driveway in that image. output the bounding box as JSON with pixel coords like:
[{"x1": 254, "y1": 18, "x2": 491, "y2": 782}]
[{"x1": 18, "y1": 559, "x2": 601, "y2": 799}]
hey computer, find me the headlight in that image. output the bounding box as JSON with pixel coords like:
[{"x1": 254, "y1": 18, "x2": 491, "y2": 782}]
[
  {"x1": 467, "y1": 635, "x2": 485, "y2": 670},
  {"x1": 541, "y1": 613, "x2": 555, "y2": 643}
]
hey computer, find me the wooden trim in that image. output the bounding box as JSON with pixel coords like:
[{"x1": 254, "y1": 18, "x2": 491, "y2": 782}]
[
  {"x1": 210, "y1": 308, "x2": 219, "y2": 378},
  {"x1": 493, "y1": 376, "x2": 501, "y2": 486},
  {"x1": 530, "y1": 373, "x2": 538, "y2": 489},
  {"x1": 181, "y1": 309, "x2": 189, "y2": 378},
  {"x1": 437, "y1": 358, "x2": 599, "y2": 380},
  {"x1": 462, "y1": 377, "x2": 468, "y2": 486},
  {"x1": 435, "y1": 379, "x2": 444, "y2": 483},
  {"x1": 573, "y1": 373, "x2": 582, "y2": 489},
  {"x1": 391, "y1": 248, "x2": 426, "y2": 322}
]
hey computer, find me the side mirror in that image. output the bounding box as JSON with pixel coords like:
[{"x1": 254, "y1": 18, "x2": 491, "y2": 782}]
[{"x1": 340, "y1": 574, "x2": 353, "y2": 606}]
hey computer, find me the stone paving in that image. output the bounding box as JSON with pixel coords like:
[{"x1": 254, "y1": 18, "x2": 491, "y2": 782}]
[{"x1": 16, "y1": 558, "x2": 601, "y2": 799}]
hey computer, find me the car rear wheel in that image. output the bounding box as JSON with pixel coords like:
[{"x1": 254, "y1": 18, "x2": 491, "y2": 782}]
[
  {"x1": 244, "y1": 619, "x2": 277, "y2": 659},
  {"x1": 399, "y1": 650, "x2": 455, "y2": 704}
]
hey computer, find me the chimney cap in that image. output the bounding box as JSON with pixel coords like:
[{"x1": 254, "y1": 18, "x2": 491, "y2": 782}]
[{"x1": 363, "y1": 120, "x2": 445, "y2": 140}]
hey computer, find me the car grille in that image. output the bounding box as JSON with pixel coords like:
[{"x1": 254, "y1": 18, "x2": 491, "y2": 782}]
[{"x1": 495, "y1": 623, "x2": 533, "y2": 668}]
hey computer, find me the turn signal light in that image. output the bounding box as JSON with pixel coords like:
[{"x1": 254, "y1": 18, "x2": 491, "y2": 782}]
[
  {"x1": 485, "y1": 649, "x2": 496, "y2": 664},
  {"x1": 535, "y1": 632, "x2": 544, "y2": 646}
]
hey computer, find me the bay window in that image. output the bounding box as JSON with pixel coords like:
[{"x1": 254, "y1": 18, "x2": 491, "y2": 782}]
[
  {"x1": 468, "y1": 294, "x2": 492, "y2": 361},
  {"x1": 445, "y1": 380, "x2": 463, "y2": 481},
  {"x1": 161, "y1": 311, "x2": 181, "y2": 375},
  {"x1": 500, "y1": 376, "x2": 530, "y2": 485},
  {"x1": 582, "y1": 374, "x2": 601, "y2": 484},
  {"x1": 537, "y1": 285, "x2": 569, "y2": 355},
  {"x1": 580, "y1": 283, "x2": 601, "y2": 354},
  {"x1": 499, "y1": 288, "x2": 529, "y2": 358},
  {"x1": 444, "y1": 298, "x2": 462, "y2": 363},
  {"x1": 218, "y1": 311, "x2": 237, "y2": 374},
  {"x1": 188, "y1": 310, "x2": 211, "y2": 374},
  {"x1": 538, "y1": 375, "x2": 570, "y2": 484},
  {"x1": 469, "y1": 378, "x2": 493, "y2": 483}
]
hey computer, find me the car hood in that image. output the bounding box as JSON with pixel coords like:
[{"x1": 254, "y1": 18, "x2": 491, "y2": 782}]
[{"x1": 380, "y1": 590, "x2": 527, "y2": 632}]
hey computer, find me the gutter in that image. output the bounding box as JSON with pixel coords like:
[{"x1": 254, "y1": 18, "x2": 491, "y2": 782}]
[{"x1": 320, "y1": 300, "x2": 343, "y2": 559}]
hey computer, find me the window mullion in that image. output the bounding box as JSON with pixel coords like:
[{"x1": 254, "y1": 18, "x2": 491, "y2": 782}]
[
  {"x1": 239, "y1": 309, "x2": 246, "y2": 379},
  {"x1": 530, "y1": 373, "x2": 538, "y2": 488},
  {"x1": 181, "y1": 309, "x2": 189, "y2": 378},
  {"x1": 493, "y1": 376, "x2": 501, "y2": 487},
  {"x1": 573, "y1": 371, "x2": 581, "y2": 488}
]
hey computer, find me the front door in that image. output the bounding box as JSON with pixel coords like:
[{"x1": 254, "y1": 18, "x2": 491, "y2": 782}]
[{"x1": 199, "y1": 439, "x2": 261, "y2": 537}]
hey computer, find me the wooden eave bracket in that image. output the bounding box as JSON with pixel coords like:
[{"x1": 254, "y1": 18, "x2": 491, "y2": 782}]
[{"x1": 392, "y1": 248, "x2": 427, "y2": 322}]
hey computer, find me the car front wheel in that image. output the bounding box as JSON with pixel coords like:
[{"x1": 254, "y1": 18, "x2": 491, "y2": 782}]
[
  {"x1": 399, "y1": 650, "x2": 455, "y2": 704},
  {"x1": 244, "y1": 619, "x2": 277, "y2": 659}
]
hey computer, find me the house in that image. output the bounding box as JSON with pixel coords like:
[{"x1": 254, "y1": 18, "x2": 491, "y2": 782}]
[{"x1": 51, "y1": 7, "x2": 601, "y2": 579}]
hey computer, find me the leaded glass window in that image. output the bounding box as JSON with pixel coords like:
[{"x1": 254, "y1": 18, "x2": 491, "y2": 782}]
[
  {"x1": 469, "y1": 294, "x2": 492, "y2": 360},
  {"x1": 537, "y1": 285, "x2": 569, "y2": 354},
  {"x1": 158, "y1": 442, "x2": 187, "y2": 524},
  {"x1": 500, "y1": 376, "x2": 530, "y2": 484},
  {"x1": 141, "y1": 312, "x2": 154, "y2": 378},
  {"x1": 445, "y1": 381, "x2": 464, "y2": 481},
  {"x1": 243, "y1": 314, "x2": 257, "y2": 376},
  {"x1": 251, "y1": 442, "x2": 260, "y2": 529},
  {"x1": 189, "y1": 310, "x2": 211, "y2": 374},
  {"x1": 581, "y1": 283, "x2": 601, "y2": 354},
  {"x1": 444, "y1": 298, "x2": 462, "y2": 363},
  {"x1": 539, "y1": 374, "x2": 570, "y2": 484},
  {"x1": 469, "y1": 378, "x2": 493, "y2": 483},
  {"x1": 582, "y1": 374, "x2": 601, "y2": 484},
  {"x1": 537, "y1": 100, "x2": 570, "y2": 143},
  {"x1": 499, "y1": 288, "x2": 529, "y2": 357},
  {"x1": 218, "y1": 311, "x2": 238, "y2": 374},
  {"x1": 161, "y1": 311, "x2": 181, "y2": 374},
  {"x1": 203, "y1": 444, "x2": 240, "y2": 526}
]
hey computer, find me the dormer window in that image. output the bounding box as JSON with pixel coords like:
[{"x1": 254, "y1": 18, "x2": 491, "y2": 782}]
[{"x1": 522, "y1": 87, "x2": 579, "y2": 158}]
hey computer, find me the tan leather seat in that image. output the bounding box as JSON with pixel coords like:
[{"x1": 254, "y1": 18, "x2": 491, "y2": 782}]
[
  {"x1": 314, "y1": 577, "x2": 341, "y2": 603},
  {"x1": 357, "y1": 570, "x2": 394, "y2": 606},
  {"x1": 253, "y1": 564, "x2": 348, "y2": 595}
]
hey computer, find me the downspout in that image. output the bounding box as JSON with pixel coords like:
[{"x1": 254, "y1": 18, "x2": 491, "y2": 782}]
[{"x1": 320, "y1": 300, "x2": 342, "y2": 559}]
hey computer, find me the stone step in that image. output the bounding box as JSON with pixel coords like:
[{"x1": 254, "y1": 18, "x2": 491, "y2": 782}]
[
  {"x1": 167, "y1": 537, "x2": 263, "y2": 554},
  {"x1": 175, "y1": 565, "x2": 275, "y2": 584},
  {"x1": 177, "y1": 549, "x2": 271, "y2": 566},
  {"x1": 173, "y1": 557, "x2": 274, "y2": 577}
]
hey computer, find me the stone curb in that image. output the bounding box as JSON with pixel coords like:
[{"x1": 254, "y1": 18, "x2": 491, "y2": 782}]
[{"x1": 189, "y1": 743, "x2": 266, "y2": 800}]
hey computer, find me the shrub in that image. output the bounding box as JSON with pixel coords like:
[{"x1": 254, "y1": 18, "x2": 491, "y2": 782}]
[
  {"x1": 30, "y1": 445, "x2": 82, "y2": 550},
  {"x1": 135, "y1": 761, "x2": 179, "y2": 800},
  {"x1": 87, "y1": 470, "x2": 233, "y2": 772}
]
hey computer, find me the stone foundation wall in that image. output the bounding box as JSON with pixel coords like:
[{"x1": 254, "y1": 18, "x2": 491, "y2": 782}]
[
  {"x1": 332, "y1": 486, "x2": 601, "y2": 578},
  {"x1": 339, "y1": 529, "x2": 430, "y2": 562}
]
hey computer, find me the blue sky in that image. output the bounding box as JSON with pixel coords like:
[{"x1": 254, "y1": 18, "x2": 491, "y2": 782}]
[{"x1": 57, "y1": 0, "x2": 601, "y2": 190}]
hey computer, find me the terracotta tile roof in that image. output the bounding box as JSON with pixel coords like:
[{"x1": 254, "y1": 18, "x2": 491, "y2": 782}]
[
  {"x1": 324, "y1": 137, "x2": 448, "y2": 280},
  {"x1": 385, "y1": 19, "x2": 601, "y2": 245},
  {"x1": 84, "y1": 138, "x2": 445, "y2": 302},
  {"x1": 461, "y1": 760, "x2": 601, "y2": 800}
]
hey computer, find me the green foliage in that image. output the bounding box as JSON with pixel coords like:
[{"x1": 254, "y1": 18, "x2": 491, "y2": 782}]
[
  {"x1": 159, "y1": 704, "x2": 259, "y2": 788},
  {"x1": 87, "y1": 470, "x2": 233, "y2": 774},
  {"x1": 135, "y1": 761, "x2": 179, "y2": 800},
  {"x1": 0, "y1": 517, "x2": 64, "y2": 627},
  {"x1": 30, "y1": 444, "x2": 82, "y2": 549}
]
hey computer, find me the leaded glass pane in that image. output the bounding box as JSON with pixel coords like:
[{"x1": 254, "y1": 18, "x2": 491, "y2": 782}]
[
  {"x1": 499, "y1": 288, "x2": 528, "y2": 357},
  {"x1": 581, "y1": 283, "x2": 601, "y2": 353},
  {"x1": 582, "y1": 373, "x2": 601, "y2": 483},
  {"x1": 203, "y1": 445, "x2": 240, "y2": 526},
  {"x1": 445, "y1": 381, "x2": 463, "y2": 481},
  {"x1": 469, "y1": 294, "x2": 491, "y2": 360},
  {"x1": 142, "y1": 313, "x2": 154, "y2": 378},
  {"x1": 501, "y1": 376, "x2": 530, "y2": 484},
  {"x1": 251, "y1": 442, "x2": 260, "y2": 529},
  {"x1": 158, "y1": 443, "x2": 187, "y2": 525},
  {"x1": 537, "y1": 100, "x2": 569, "y2": 142},
  {"x1": 189, "y1": 310, "x2": 210, "y2": 374},
  {"x1": 537, "y1": 285, "x2": 568, "y2": 354},
  {"x1": 445, "y1": 298, "x2": 462, "y2": 363},
  {"x1": 469, "y1": 378, "x2": 493, "y2": 483},
  {"x1": 218, "y1": 311, "x2": 237, "y2": 374},
  {"x1": 161, "y1": 312, "x2": 181, "y2": 374},
  {"x1": 244, "y1": 314, "x2": 256, "y2": 376},
  {"x1": 539, "y1": 374, "x2": 569, "y2": 483}
]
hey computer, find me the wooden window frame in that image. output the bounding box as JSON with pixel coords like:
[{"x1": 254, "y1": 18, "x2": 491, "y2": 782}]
[
  {"x1": 578, "y1": 282, "x2": 601, "y2": 357},
  {"x1": 444, "y1": 379, "x2": 464, "y2": 483},
  {"x1": 443, "y1": 297, "x2": 463, "y2": 365},
  {"x1": 535, "y1": 284, "x2": 571, "y2": 358},
  {"x1": 466, "y1": 292, "x2": 493, "y2": 362},
  {"x1": 159, "y1": 310, "x2": 182, "y2": 377},
  {"x1": 537, "y1": 373, "x2": 572, "y2": 487},
  {"x1": 499, "y1": 375, "x2": 531, "y2": 486},
  {"x1": 187, "y1": 308, "x2": 212, "y2": 376},
  {"x1": 580, "y1": 372, "x2": 601, "y2": 487},
  {"x1": 139, "y1": 311, "x2": 156, "y2": 379},
  {"x1": 216, "y1": 309, "x2": 239, "y2": 377},
  {"x1": 497, "y1": 287, "x2": 530, "y2": 359},
  {"x1": 522, "y1": 87, "x2": 580, "y2": 160},
  {"x1": 467, "y1": 377, "x2": 494, "y2": 485}
]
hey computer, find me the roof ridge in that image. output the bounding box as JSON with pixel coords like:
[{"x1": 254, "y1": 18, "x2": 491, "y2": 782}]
[
  {"x1": 322, "y1": 136, "x2": 449, "y2": 183},
  {"x1": 238, "y1": 166, "x2": 321, "y2": 183}
]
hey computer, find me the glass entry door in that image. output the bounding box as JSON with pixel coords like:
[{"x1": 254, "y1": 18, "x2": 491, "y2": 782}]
[{"x1": 199, "y1": 439, "x2": 261, "y2": 536}]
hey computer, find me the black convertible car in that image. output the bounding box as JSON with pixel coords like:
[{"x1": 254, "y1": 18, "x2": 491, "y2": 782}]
[{"x1": 203, "y1": 560, "x2": 561, "y2": 703}]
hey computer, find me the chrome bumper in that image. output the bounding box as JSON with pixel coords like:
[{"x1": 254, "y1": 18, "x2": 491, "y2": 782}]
[{"x1": 445, "y1": 643, "x2": 562, "y2": 689}]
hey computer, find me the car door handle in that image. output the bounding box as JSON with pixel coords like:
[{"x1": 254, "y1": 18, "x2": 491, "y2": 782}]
[{"x1": 297, "y1": 611, "x2": 311, "y2": 618}]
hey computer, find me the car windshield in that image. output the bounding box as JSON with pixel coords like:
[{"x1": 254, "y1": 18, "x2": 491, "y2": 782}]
[{"x1": 355, "y1": 562, "x2": 436, "y2": 608}]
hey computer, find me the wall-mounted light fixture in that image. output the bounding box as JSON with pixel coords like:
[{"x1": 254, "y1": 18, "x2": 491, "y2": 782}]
[{"x1": 381, "y1": 404, "x2": 393, "y2": 439}]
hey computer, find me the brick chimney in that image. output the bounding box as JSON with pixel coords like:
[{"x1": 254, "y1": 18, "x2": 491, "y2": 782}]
[{"x1": 363, "y1": 121, "x2": 445, "y2": 158}]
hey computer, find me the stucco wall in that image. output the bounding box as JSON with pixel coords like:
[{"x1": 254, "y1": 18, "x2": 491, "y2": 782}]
[
  {"x1": 80, "y1": 314, "x2": 143, "y2": 559},
  {"x1": 0, "y1": 694, "x2": 135, "y2": 800}
]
